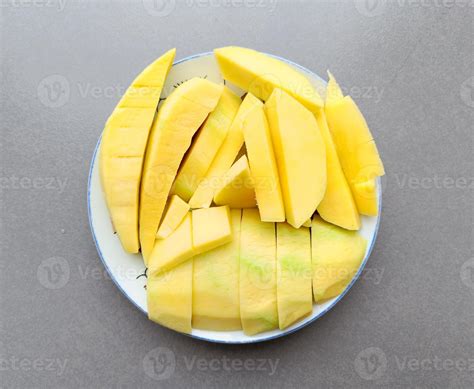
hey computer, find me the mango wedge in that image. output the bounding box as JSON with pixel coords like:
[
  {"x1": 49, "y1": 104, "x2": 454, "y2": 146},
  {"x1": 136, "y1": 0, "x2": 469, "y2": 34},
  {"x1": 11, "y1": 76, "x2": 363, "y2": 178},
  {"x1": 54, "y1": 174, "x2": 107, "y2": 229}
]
[
  {"x1": 192, "y1": 206, "x2": 232, "y2": 255},
  {"x1": 353, "y1": 179, "x2": 378, "y2": 215},
  {"x1": 148, "y1": 213, "x2": 193, "y2": 277},
  {"x1": 100, "y1": 48, "x2": 175, "y2": 253},
  {"x1": 243, "y1": 105, "x2": 285, "y2": 222},
  {"x1": 172, "y1": 87, "x2": 241, "y2": 201},
  {"x1": 192, "y1": 209, "x2": 242, "y2": 331},
  {"x1": 213, "y1": 155, "x2": 257, "y2": 208},
  {"x1": 215, "y1": 46, "x2": 323, "y2": 110},
  {"x1": 315, "y1": 110, "x2": 361, "y2": 230},
  {"x1": 156, "y1": 195, "x2": 190, "y2": 239},
  {"x1": 240, "y1": 209, "x2": 278, "y2": 335},
  {"x1": 276, "y1": 223, "x2": 313, "y2": 329},
  {"x1": 311, "y1": 216, "x2": 367, "y2": 303},
  {"x1": 139, "y1": 78, "x2": 223, "y2": 262},
  {"x1": 189, "y1": 93, "x2": 262, "y2": 209},
  {"x1": 324, "y1": 72, "x2": 384, "y2": 216},
  {"x1": 265, "y1": 89, "x2": 326, "y2": 228},
  {"x1": 147, "y1": 260, "x2": 193, "y2": 334}
]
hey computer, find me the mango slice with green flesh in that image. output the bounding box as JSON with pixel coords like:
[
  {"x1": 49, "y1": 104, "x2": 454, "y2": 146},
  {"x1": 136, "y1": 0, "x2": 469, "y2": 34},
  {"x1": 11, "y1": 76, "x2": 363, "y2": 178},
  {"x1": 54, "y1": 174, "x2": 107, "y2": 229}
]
[
  {"x1": 156, "y1": 195, "x2": 190, "y2": 239},
  {"x1": 139, "y1": 78, "x2": 223, "y2": 262},
  {"x1": 265, "y1": 89, "x2": 326, "y2": 228},
  {"x1": 239, "y1": 209, "x2": 278, "y2": 335},
  {"x1": 276, "y1": 223, "x2": 313, "y2": 329},
  {"x1": 214, "y1": 46, "x2": 323, "y2": 110},
  {"x1": 148, "y1": 213, "x2": 193, "y2": 277},
  {"x1": 192, "y1": 209, "x2": 242, "y2": 331},
  {"x1": 315, "y1": 110, "x2": 361, "y2": 230},
  {"x1": 353, "y1": 179, "x2": 378, "y2": 216},
  {"x1": 172, "y1": 87, "x2": 241, "y2": 201},
  {"x1": 324, "y1": 72, "x2": 384, "y2": 216},
  {"x1": 243, "y1": 105, "x2": 285, "y2": 222},
  {"x1": 213, "y1": 155, "x2": 257, "y2": 208},
  {"x1": 192, "y1": 206, "x2": 232, "y2": 255},
  {"x1": 189, "y1": 93, "x2": 262, "y2": 209},
  {"x1": 311, "y1": 216, "x2": 367, "y2": 303},
  {"x1": 147, "y1": 260, "x2": 193, "y2": 334},
  {"x1": 100, "y1": 48, "x2": 176, "y2": 253}
]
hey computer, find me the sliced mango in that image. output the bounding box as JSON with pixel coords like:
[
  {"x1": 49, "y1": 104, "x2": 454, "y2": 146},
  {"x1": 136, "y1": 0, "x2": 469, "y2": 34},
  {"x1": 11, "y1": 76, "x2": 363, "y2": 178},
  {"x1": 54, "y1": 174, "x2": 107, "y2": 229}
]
[
  {"x1": 189, "y1": 93, "x2": 262, "y2": 209},
  {"x1": 147, "y1": 260, "x2": 193, "y2": 334},
  {"x1": 240, "y1": 209, "x2": 278, "y2": 335},
  {"x1": 303, "y1": 219, "x2": 312, "y2": 228},
  {"x1": 172, "y1": 87, "x2": 241, "y2": 201},
  {"x1": 100, "y1": 48, "x2": 175, "y2": 253},
  {"x1": 243, "y1": 105, "x2": 285, "y2": 222},
  {"x1": 265, "y1": 89, "x2": 326, "y2": 228},
  {"x1": 213, "y1": 155, "x2": 257, "y2": 208},
  {"x1": 353, "y1": 179, "x2": 378, "y2": 216},
  {"x1": 215, "y1": 46, "x2": 323, "y2": 110},
  {"x1": 315, "y1": 110, "x2": 361, "y2": 230},
  {"x1": 156, "y1": 195, "x2": 190, "y2": 239},
  {"x1": 192, "y1": 206, "x2": 232, "y2": 255},
  {"x1": 324, "y1": 72, "x2": 384, "y2": 216},
  {"x1": 139, "y1": 78, "x2": 223, "y2": 262},
  {"x1": 148, "y1": 213, "x2": 193, "y2": 276},
  {"x1": 276, "y1": 222, "x2": 313, "y2": 329},
  {"x1": 311, "y1": 215, "x2": 367, "y2": 303},
  {"x1": 192, "y1": 209, "x2": 242, "y2": 331}
]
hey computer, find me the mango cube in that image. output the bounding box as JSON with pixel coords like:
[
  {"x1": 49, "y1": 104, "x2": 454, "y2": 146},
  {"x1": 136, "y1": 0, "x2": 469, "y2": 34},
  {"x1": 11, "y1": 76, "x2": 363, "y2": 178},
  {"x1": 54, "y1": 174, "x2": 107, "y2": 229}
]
[{"x1": 192, "y1": 206, "x2": 232, "y2": 255}]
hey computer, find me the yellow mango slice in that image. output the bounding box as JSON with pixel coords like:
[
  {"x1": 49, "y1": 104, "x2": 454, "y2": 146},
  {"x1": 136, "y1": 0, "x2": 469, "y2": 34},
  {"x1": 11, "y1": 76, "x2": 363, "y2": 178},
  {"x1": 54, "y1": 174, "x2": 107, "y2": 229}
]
[
  {"x1": 147, "y1": 260, "x2": 193, "y2": 334},
  {"x1": 243, "y1": 105, "x2": 285, "y2": 222},
  {"x1": 148, "y1": 213, "x2": 193, "y2": 276},
  {"x1": 353, "y1": 179, "x2": 378, "y2": 216},
  {"x1": 172, "y1": 87, "x2": 241, "y2": 201},
  {"x1": 324, "y1": 72, "x2": 384, "y2": 216},
  {"x1": 239, "y1": 209, "x2": 278, "y2": 335},
  {"x1": 213, "y1": 155, "x2": 257, "y2": 208},
  {"x1": 100, "y1": 48, "x2": 175, "y2": 253},
  {"x1": 156, "y1": 195, "x2": 190, "y2": 239},
  {"x1": 311, "y1": 215, "x2": 367, "y2": 303},
  {"x1": 315, "y1": 110, "x2": 361, "y2": 230},
  {"x1": 276, "y1": 223, "x2": 313, "y2": 329},
  {"x1": 139, "y1": 78, "x2": 223, "y2": 262},
  {"x1": 192, "y1": 209, "x2": 242, "y2": 331},
  {"x1": 214, "y1": 46, "x2": 323, "y2": 110},
  {"x1": 303, "y1": 219, "x2": 312, "y2": 228},
  {"x1": 189, "y1": 93, "x2": 262, "y2": 209},
  {"x1": 265, "y1": 89, "x2": 326, "y2": 228},
  {"x1": 192, "y1": 206, "x2": 232, "y2": 255}
]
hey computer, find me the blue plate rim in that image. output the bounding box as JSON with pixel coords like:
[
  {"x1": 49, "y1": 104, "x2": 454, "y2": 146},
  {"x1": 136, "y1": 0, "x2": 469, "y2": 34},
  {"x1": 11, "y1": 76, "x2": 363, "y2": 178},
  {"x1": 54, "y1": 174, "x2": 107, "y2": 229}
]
[{"x1": 87, "y1": 50, "x2": 382, "y2": 344}]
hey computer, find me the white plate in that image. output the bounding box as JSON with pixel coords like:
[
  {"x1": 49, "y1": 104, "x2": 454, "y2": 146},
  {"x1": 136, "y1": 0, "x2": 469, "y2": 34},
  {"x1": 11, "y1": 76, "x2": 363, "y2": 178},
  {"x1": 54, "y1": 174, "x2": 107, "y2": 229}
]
[{"x1": 87, "y1": 52, "x2": 382, "y2": 344}]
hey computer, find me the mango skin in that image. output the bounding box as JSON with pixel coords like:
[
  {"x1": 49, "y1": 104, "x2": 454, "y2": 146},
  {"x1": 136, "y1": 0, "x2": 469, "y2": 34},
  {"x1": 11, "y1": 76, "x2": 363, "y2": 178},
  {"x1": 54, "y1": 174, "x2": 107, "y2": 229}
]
[
  {"x1": 215, "y1": 46, "x2": 324, "y2": 110},
  {"x1": 311, "y1": 216, "x2": 367, "y2": 303},
  {"x1": 139, "y1": 78, "x2": 223, "y2": 262},
  {"x1": 100, "y1": 48, "x2": 175, "y2": 253}
]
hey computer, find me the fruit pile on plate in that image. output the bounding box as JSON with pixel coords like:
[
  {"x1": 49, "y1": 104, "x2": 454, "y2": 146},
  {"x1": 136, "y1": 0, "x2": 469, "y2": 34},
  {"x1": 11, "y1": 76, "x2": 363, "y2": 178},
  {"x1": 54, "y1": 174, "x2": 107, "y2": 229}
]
[{"x1": 99, "y1": 47, "x2": 385, "y2": 335}]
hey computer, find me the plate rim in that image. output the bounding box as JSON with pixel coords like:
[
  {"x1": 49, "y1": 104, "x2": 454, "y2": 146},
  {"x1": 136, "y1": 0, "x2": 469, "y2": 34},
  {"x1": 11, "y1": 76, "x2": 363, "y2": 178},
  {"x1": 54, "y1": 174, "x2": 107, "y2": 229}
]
[{"x1": 87, "y1": 51, "x2": 382, "y2": 344}]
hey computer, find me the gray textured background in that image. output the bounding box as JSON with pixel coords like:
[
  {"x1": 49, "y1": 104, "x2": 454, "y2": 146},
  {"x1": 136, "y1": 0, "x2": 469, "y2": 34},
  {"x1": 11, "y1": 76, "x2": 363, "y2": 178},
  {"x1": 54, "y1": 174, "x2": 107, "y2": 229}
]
[{"x1": 1, "y1": 0, "x2": 473, "y2": 388}]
